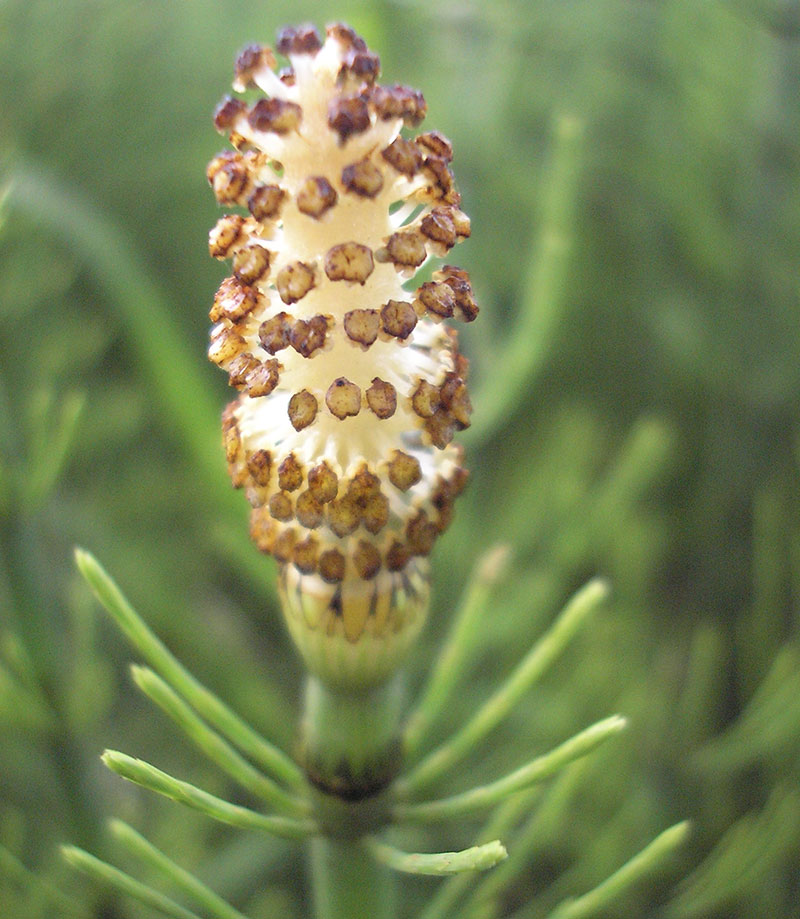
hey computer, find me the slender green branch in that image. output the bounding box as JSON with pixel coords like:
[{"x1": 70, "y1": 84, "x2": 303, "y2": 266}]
[
  {"x1": 466, "y1": 760, "x2": 591, "y2": 914},
  {"x1": 110, "y1": 819, "x2": 252, "y2": 919},
  {"x1": 1, "y1": 845, "x2": 88, "y2": 917},
  {"x1": 76, "y1": 549, "x2": 305, "y2": 791},
  {"x1": 419, "y1": 736, "x2": 591, "y2": 919},
  {"x1": 544, "y1": 822, "x2": 691, "y2": 919},
  {"x1": 398, "y1": 579, "x2": 609, "y2": 797},
  {"x1": 417, "y1": 786, "x2": 546, "y2": 919},
  {"x1": 132, "y1": 665, "x2": 309, "y2": 817},
  {"x1": 403, "y1": 545, "x2": 510, "y2": 762},
  {"x1": 365, "y1": 838, "x2": 507, "y2": 876},
  {"x1": 102, "y1": 751, "x2": 317, "y2": 840},
  {"x1": 395, "y1": 715, "x2": 627, "y2": 824},
  {"x1": 62, "y1": 846, "x2": 203, "y2": 919}
]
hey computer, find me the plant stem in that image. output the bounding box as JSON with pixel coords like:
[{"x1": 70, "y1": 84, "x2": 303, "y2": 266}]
[
  {"x1": 302, "y1": 676, "x2": 407, "y2": 919},
  {"x1": 310, "y1": 836, "x2": 396, "y2": 919},
  {"x1": 110, "y1": 820, "x2": 250, "y2": 919},
  {"x1": 302, "y1": 675, "x2": 405, "y2": 806},
  {"x1": 62, "y1": 847, "x2": 203, "y2": 919}
]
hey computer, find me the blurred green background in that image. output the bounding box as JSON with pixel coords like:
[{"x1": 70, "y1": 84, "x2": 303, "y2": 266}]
[{"x1": 1, "y1": 0, "x2": 799, "y2": 916}]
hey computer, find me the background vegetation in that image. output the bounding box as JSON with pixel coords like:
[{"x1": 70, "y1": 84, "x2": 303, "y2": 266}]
[{"x1": 1, "y1": 0, "x2": 798, "y2": 916}]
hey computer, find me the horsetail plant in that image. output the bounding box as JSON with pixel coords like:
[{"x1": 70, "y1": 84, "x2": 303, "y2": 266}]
[{"x1": 65, "y1": 21, "x2": 688, "y2": 919}]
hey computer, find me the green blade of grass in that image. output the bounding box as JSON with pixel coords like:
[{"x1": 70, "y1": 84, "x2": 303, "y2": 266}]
[
  {"x1": 5, "y1": 167, "x2": 226, "y2": 500},
  {"x1": 469, "y1": 113, "x2": 583, "y2": 445}
]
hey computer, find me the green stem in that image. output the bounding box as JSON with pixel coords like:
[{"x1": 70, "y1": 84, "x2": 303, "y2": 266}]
[
  {"x1": 302, "y1": 675, "x2": 405, "y2": 806},
  {"x1": 469, "y1": 113, "x2": 583, "y2": 446},
  {"x1": 1, "y1": 845, "x2": 88, "y2": 917},
  {"x1": 302, "y1": 676, "x2": 407, "y2": 919},
  {"x1": 63, "y1": 847, "x2": 203, "y2": 919},
  {"x1": 310, "y1": 837, "x2": 395, "y2": 919}
]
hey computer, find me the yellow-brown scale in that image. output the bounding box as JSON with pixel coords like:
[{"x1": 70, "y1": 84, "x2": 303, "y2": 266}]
[{"x1": 208, "y1": 22, "x2": 477, "y2": 691}]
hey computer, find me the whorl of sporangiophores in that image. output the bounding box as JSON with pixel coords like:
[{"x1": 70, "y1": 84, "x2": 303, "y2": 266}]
[{"x1": 208, "y1": 22, "x2": 477, "y2": 689}]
